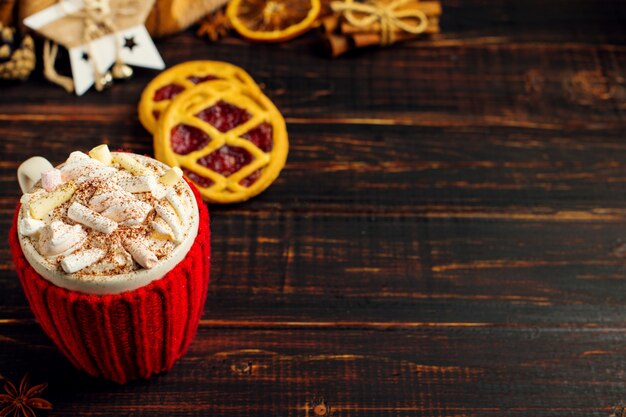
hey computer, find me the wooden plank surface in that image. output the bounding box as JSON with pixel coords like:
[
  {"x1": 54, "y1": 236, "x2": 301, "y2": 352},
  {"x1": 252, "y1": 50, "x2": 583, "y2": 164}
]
[
  {"x1": 1, "y1": 325, "x2": 624, "y2": 416},
  {"x1": 2, "y1": 0, "x2": 626, "y2": 415}
]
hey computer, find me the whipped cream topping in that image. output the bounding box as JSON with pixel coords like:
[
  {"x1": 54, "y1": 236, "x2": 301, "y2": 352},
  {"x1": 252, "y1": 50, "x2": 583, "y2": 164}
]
[
  {"x1": 38, "y1": 220, "x2": 87, "y2": 256},
  {"x1": 19, "y1": 217, "x2": 45, "y2": 237},
  {"x1": 18, "y1": 146, "x2": 198, "y2": 279}
]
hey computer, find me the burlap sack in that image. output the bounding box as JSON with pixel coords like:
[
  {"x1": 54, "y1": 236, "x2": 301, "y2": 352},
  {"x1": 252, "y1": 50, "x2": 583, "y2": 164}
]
[
  {"x1": 6, "y1": 0, "x2": 227, "y2": 37},
  {"x1": 146, "y1": 0, "x2": 227, "y2": 37},
  {"x1": 30, "y1": 0, "x2": 156, "y2": 48}
]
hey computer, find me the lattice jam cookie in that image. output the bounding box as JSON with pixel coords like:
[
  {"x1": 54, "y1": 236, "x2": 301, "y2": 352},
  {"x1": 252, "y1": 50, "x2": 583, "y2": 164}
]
[
  {"x1": 139, "y1": 61, "x2": 260, "y2": 133},
  {"x1": 155, "y1": 81, "x2": 288, "y2": 204}
]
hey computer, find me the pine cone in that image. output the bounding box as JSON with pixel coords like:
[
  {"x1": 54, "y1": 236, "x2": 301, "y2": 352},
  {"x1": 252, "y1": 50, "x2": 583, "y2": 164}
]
[{"x1": 0, "y1": 23, "x2": 36, "y2": 81}]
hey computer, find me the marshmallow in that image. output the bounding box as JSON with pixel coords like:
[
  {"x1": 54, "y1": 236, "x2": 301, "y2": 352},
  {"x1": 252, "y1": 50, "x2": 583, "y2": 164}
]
[
  {"x1": 41, "y1": 169, "x2": 63, "y2": 192},
  {"x1": 117, "y1": 176, "x2": 153, "y2": 193},
  {"x1": 89, "y1": 189, "x2": 134, "y2": 212},
  {"x1": 38, "y1": 220, "x2": 86, "y2": 256},
  {"x1": 29, "y1": 181, "x2": 77, "y2": 220},
  {"x1": 19, "y1": 217, "x2": 45, "y2": 237},
  {"x1": 67, "y1": 202, "x2": 118, "y2": 234},
  {"x1": 159, "y1": 167, "x2": 183, "y2": 186},
  {"x1": 124, "y1": 240, "x2": 158, "y2": 269},
  {"x1": 89, "y1": 186, "x2": 152, "y2": 226},
  {"x1": 61, "y1": 158, "x2": 102, "y2": 180},
  {"x1": 73, "y1": 165, "x2": 118, "y2": 184},
  {"x1": 151, "y1": 218, "x2": 175, "y2": 241},
  {"x1": 117, "y1": 175, "x2": 166, "y2": 199},
  {"x1": 155, "y1": 203, "x2": 182, "y2": 243},
  {"x1": 166, "y1": 189, "x2": 187, "y2": 220},
  {"x1": 100, "y1": 205, "x2": 128, "y2": 221},
  {"x1": 61, "y1": 248, "x2": 106, "y2": 273},
  {"x1": 60, "y1": 153, "x2": 117, "y2": 183},
  {"x1": 151, "y1": 183, "x2": 167, "y2": 200}
]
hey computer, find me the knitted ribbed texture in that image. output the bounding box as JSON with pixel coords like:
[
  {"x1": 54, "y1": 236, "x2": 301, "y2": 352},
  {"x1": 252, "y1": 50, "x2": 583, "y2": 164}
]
[{"x1": 9, "y1": 182, "x2": 210, "y2": 384}]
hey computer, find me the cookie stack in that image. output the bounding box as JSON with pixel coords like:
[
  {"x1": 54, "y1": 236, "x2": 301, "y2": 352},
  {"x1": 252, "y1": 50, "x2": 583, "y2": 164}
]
[{"x1": 139, "y1": 61, "x2": 288, "y2": 204}]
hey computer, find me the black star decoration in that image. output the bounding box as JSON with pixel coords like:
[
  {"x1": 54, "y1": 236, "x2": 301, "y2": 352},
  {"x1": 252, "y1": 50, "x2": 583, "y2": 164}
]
[
  {"x1": 123, "y1": 36, "x2": 138, "y2": 52},
  {"x1": 81, "y1": 51, "x2": 89, "y2": 61}
]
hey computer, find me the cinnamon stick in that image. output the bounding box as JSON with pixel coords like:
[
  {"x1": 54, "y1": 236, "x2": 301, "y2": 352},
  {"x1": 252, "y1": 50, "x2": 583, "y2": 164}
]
[
  {"x1": 322, "y1": 0, "x2": 442, "y2": 57},
  {"x1": 323, "y1": 33, "x2": 352, "y2": 57},
  {"x1": 351, "y1": 31, "x2": 417, "y2": 48},
  {"x1": 318, "y1": 14, "x2": 341, "y2": 34},
  {"x1": 324, "y1": 21, "x2": 439, "y2": 57}
]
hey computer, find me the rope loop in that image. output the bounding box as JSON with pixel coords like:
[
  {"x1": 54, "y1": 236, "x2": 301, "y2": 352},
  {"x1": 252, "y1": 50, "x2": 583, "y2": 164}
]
[{"x1": 331, "y1": 0, "x2": 428, "y2": 45}]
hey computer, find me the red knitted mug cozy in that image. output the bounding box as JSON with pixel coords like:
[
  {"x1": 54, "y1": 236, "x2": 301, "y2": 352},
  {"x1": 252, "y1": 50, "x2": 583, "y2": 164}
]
[{"x1": 9, "y1": 181, "x2": 210, "y2": 384}]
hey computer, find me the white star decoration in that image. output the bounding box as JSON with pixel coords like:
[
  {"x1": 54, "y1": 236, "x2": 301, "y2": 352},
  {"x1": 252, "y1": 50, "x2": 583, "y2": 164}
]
[{"x1": 24, "y1": 0, "x2": 164, "y2": 95}]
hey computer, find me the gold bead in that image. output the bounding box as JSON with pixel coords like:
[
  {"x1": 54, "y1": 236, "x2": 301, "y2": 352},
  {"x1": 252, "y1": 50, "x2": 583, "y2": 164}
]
[
  {"x1": 112, "y1": 62, "x2": 133, "y2": 79},
  {"x1": 1, "y1": 27, "x2": 13, "y2": 43},
  {"x1": 22, "y1": 35, "x2": 34, "y2": 49},
  {"x1": 95, "y1": 71, "x2": 113, "y2": 91},
  {"x1": 0, "y1": 44, "x2": 10, "y2": 59}
]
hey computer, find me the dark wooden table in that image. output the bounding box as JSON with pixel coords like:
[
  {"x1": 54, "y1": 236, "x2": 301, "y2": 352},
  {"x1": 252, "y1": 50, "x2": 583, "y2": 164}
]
[{"x1": 2, "y1": 0, "x2": 626, "y2": 415}]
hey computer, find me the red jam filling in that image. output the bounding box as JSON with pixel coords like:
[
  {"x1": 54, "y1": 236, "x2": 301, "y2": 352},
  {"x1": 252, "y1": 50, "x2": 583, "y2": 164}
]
[
  {"x1": 182, "y1": 167, "x2": 214, "y2": 188},
  {"x1": 242, "y1": 123, "x2": 273, "y2": 152},
  {"x1": 195, "y1": 100, "x2": 252, "y2": 132},
  {"x1": 153, "y1": 83, "x2": 185, "y2": 102},
  {"x1": 170, "y1": 124, "x2": 211, "y2": 155},
  {"x1": 198, "y1": 145, "x2": 252, "y2": 177},
  {"x1": 152, "y1": 110, "x2": 160, "y2": 120},
  {"x1": 240, "y1": 169, "x2": 263, "y2": 187},
  {"x1": 187, "y1": 74, "x2": 218, "y2": 84},
  {"x1": 175, "y1": 101, "x2": 270, "y2": 189}
]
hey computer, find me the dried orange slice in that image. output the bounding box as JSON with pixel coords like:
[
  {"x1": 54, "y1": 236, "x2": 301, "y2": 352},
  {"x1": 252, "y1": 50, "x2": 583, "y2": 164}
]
[
  {"x1": 155, "y1": 81, "x2": 288, "y2": 204},
  {"x1": 227, "y1": 0, "x2": 321, "y2": 42},
  {"x1": 139, "y1": 61, "x2": 260, "y2": 133}
]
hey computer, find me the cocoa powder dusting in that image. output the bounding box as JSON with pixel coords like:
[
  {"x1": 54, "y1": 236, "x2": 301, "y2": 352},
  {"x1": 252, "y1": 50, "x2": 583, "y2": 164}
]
[{"x1": 21, "y1": 152, "x2": 196, "y2": 279}]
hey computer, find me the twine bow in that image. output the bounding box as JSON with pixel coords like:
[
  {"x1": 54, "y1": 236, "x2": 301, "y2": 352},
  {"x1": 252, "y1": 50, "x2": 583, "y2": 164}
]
[
  {"x1": 330, "y1": 0, "x2": 428, "y2": 45},
  {"x1": 43, "y1": 41, "x2": 74, "y2": 92}
]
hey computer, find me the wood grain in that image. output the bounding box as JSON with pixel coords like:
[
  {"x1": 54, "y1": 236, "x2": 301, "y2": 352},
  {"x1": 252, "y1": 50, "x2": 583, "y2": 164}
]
[
  {"x1": 2, "y1": 0, "x2": 626, "y2": 415},
  {"x1": 0, "y1": 325, "x2": 622, "y2": 416},
  {"x1": 5, "y1": 214, "x2": 626, "y2": 325}
]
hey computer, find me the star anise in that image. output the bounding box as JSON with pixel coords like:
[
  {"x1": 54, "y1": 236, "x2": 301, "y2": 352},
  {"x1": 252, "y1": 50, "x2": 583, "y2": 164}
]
[
  {"x1": 611, "y1": 403, "x2": 626, "y2": 417},
  {"x1": 0, "y1": 374, "x2": 52, "y2": 417},
  {"x1": 197, "y1": 8, "x2": 232, "y2": 42}
]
